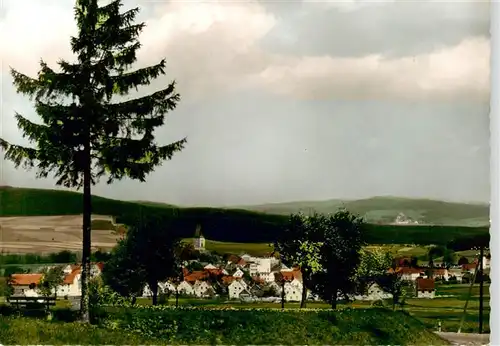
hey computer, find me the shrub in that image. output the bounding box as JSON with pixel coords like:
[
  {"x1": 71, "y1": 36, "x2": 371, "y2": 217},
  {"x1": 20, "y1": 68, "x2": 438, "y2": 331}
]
[{"x1": 104, "y1": 311, "x2": 178, "y2": 340}]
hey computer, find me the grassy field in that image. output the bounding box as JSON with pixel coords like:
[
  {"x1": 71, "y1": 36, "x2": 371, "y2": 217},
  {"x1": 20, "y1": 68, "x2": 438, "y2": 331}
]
[
  {"x1": 0, "y1": 187, "x2": 489, "y2": 246},
  {"x1": 0, "y1": 308, "x2": 447, "y2": 345},
  {"x1": 183, "y1": 238, "x2": 273, "y2": 256},
  {"x1": 181, "y1": 240, "x2": 480, "y2": 259}
]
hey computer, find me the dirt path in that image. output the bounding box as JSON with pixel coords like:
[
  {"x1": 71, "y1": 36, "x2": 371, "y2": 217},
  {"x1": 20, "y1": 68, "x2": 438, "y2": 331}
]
[{"x1": 436, "y1": 332, "x2": 490, "y2": 345}]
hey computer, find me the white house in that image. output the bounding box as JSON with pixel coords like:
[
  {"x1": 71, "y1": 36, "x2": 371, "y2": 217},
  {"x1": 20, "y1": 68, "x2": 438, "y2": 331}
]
[
  {"x1": 352, "y1": 283, "x2": 392, "y2": 301},
  {"x1": 177, "y1": 281, "x2": 195, "y2": 296},
  {"x1": 233, "y1": 268, "x2": 244, "y2": 278},
  {"x1": 162, "y1": 281, "x2": 177, "y2": 293},
  {"x1": 416, "y1": 278, "x2": 435, "y2": 299},
  {"x1": 249, "y1": 257, "x2": 280, "y2": 282},
  {"x1": 193, "y1": 280, "x2": 215, "y2": 298},
  {"x1": 142, "y1": 281, "x2": 178, "y2": 297},
  {"x1": 481, "y1": 256, "x2": 491, "y2": 269},
  {"x1": 56, "y1": 268, "x2": 82, "y2": 297},
  {"x1": 10, "y1": 274, "x2": 43, "y2": 297},
  {"x1": 433, "y1": 269, "x2": 450, "y2": 281},
  {"x1": 240, "y1": 254, "x2": 253, "y2": 262},
  {"x1": 448, "y1": 269, "x2": 463, "y2": 283},
  {"x1": 393, "y1": 267, "x2": 424, "y2": 281},
  {"x1": 283, "y1": 281, "x2": 302, "y2": 302},
  {"x1": 228, "y1": 280, "x2": 249, "y2": 299},
  {"x1": 204, "y1": 264, "x2": 217, "y2": 270},
  {"x1": 268, "y1": 281, "x2": 283, "y2": 296}
]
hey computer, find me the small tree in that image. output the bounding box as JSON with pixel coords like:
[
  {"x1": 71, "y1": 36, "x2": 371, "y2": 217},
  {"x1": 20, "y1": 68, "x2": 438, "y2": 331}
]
[
  {"x1": 0, "y1": 277, "x2": 14, "y2": 298},
  {"x1": 38, "y1": 266, "x2": 65, "y2": 297},
  {"x1": 313, "y1": 210, "x2": 366, "y2": 309},
  {"x1": 102, "y1": 237, "x2": 147, "y2": 304},
  {"x1": 458, "y1": 256, "x2": 469, "y2": 265},
  {"x1": 442, "y1": 249, "x2": 456, "y2": 269},
  {"x1": 376, "y1": 271, "x2": 406, "y2": 311},
  {"x1": 118, "y1": 215, "x2": 182, "y2": 305},
  {"x1": 410, "y1": 256, "x2": 419, "y2": 268},
  {"x1": 354, "y1": 247, "x2": 393, "y2": 295},
  {"x1": 274, "y1": 213, "x2": 324, "y2": 308},
  {"x1": 3, "y1": 266, "x2": 25, "y2": 278}
]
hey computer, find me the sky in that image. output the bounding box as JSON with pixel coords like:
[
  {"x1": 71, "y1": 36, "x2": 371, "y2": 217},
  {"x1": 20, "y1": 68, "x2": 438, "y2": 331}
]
[{"x1": 0, "y1": 0, "x2": 491, "y2": 206}]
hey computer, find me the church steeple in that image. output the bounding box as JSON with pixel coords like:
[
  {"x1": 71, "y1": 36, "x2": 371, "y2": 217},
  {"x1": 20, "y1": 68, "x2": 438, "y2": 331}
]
[{"x1": 193, "y1": 224, "x2": 205, "y2": 250}]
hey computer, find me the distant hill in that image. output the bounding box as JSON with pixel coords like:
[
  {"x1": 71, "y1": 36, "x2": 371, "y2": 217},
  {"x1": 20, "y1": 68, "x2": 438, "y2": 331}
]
[
  {"x1": 238, "y1": 196, "x2": 489, "y2": 227},
  {"x1": 0, "y1": 186, "x2": 489, "y2": 245}
]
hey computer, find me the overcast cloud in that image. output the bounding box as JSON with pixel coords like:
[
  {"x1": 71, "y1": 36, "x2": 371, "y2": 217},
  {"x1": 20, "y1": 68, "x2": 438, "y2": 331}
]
[{"x1": 0, "y1": 0, "x2": 490, "y2": 206}]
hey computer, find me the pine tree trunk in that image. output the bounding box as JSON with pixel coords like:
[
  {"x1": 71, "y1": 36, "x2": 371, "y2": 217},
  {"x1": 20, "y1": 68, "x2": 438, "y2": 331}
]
[{"x1": 79, "y1": 154, "x2": 92, "y2": 323}]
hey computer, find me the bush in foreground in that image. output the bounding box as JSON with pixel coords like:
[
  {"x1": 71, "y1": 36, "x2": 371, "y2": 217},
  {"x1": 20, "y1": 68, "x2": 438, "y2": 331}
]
[
  {"x1": 98, "y1": 307, "x2": 447, "y2": 345},
  {"x1": 0, "y1": 306, "x2": 448, "y2": 345}
]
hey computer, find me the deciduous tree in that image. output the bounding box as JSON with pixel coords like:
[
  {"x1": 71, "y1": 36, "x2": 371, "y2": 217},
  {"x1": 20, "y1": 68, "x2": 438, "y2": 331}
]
[
  {"x1": 114, "y1": 216, "x2": 182, "y2": 305},
  {"x1": 38, "y1": 266, "x2": 65, "y2": 297},
  {"x1": 101, "y1": 237, "x2": 147, "y2": 304},
  {"x1": 274, "y1": 213, "x2": 324, "y2": 308},
  {"x1": 312, "y1": 210, "x2": 365, "y2": 309},
  {"x1": 376, "y1": 271, "x2": 410, "y2": 311},
  {"x1": 0, "y1": 0, "x2": 185, "y2": 322},
  {"x1": 354, "y1": 247, "x2": 393, "y2": 295}
]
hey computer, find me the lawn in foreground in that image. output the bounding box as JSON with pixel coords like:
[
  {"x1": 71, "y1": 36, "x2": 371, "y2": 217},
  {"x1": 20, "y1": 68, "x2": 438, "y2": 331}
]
[
  {"x1": 0, "y1": 308, "x2": 447, "y2": 345},
  {"x1": 0, "y1": 317, "x2": 158, "y2": 345}
]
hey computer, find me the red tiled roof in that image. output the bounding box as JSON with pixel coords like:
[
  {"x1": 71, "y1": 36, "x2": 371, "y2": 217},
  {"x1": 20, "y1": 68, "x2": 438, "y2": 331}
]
[
  {"x1": 222, "y1": 276, "x2": 235, "y2": 285},
  {"x1": 252, "y1": 276, "x2": 265, "y2": 284},
  {"x1": 94, "y1": 262, "x2": 104, "y2": 271},
  {"x1": 227, "y1": 255, "x2": 241, "y2": 264},
  {"x1": 396, "y1": 267, "x2": 424, "y2": 274},
  {"x1": 433, "y1": 269, "x2": 447, "y2": 275},
  {"x1": 63, "y1": 268, "x2": 81, "y2": 285},
  {"x1": 276, "y1": 271, "x2": 296, "y2": 282},
  {"x1": 237, "y1": 258, "x2": 247, "y2": 266},
  {"x1": 184, "y1": 271, "x2": 208, "y2": 283},
  {"x1": 11, "y1": 274, "x2": 43, "y2": 286},
  {"x1": 416, "y1": 278, "x2": 435, "y2": 291},
  {"x1": 205, "y1": 268, "x2": 223, "y2": 276},
  {"x1": 462, "y1": 263, "x2": 477, "y2": 271}
]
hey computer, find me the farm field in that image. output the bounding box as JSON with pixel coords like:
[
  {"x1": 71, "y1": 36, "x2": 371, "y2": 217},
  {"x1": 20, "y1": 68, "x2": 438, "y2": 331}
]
[{"x1": 0, "y1": 215, "x2": 120, "y2": 254}]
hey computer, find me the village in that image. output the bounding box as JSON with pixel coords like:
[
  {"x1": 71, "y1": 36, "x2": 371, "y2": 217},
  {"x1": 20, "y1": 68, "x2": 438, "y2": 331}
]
[{"x1": 8, "y1": 234, "x2": 491, "y2": 304}]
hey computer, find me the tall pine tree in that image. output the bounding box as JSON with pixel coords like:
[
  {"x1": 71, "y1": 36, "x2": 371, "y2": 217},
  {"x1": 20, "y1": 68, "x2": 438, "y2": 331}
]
[{"x1": 0, "y1": 0, "x2": 186, "y2": 322}]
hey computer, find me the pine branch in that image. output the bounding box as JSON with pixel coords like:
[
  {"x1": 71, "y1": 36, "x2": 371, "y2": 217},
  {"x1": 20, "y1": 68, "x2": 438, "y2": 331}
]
[
  {"x1": 104, "y1": 83, "x2": 179, "y2": 121},
  {"x1": 110, "y1": 60, "x2": 167, "y2": 95},
  {"x1": 95, "y1": 137, "x2": 187, "y2": 183},
  {"x1": 0, "y1": 140, "x2": 38, "y2": 170}
]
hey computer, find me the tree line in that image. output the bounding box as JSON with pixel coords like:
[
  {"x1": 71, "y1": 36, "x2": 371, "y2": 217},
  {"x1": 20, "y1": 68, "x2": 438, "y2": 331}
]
[{"x1": 0, "y1": 250, "x2": 111, "y2": 267}]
